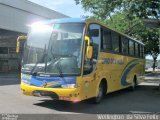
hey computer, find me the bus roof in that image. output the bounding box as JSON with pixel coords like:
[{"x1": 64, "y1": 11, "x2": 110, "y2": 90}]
[
  {"x1": 34, "y1": 18, "x2": 144, "y2": 45},
  {"x1": 44, "y1": 18, "x2": 87, "y2": 24}
]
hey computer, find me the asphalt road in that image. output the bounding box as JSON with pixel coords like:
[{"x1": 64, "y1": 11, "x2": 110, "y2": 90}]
[{"x1": 0, "y1": 76, "x2": 160, "y2": 115}]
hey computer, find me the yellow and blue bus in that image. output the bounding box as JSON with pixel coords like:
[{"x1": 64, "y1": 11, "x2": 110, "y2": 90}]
[{"x1": 18, "y1": 18, "x2": 145, "y2": 103}]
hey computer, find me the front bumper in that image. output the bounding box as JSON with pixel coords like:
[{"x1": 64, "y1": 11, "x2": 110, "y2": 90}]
[{"x1": 21, "y1": 83, "x2": 81, "y2": 102}]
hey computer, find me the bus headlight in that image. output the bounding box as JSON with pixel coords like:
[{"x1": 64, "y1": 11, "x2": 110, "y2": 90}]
[{"x1": 61, "y1": 84, "x2": 79, "y2": 88}]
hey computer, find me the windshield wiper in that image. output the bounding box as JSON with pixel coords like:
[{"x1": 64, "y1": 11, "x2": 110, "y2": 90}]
[
  {"x1": 30, "y1": 44, "x2": 47, "y2": 75},
  {"x1": 55, "y1": 58, "x2": 67, "y2": 83},
  {"x1": 49, "y1": 41, "x2": 66, "y2": 82}
]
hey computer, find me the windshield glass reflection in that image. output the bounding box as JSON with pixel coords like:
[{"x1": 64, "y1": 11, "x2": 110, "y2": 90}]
[{"x1": 22, "y1": 23, "x2": 84, "y2": 76}]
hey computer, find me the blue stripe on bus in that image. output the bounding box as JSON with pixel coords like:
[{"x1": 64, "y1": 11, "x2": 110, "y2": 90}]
[
  {"x1": 121, "y1": 59, "x2": 140, "y2": 86},
  {"x1": 21, "y1": 74, "x2": 76, "y2": 88}
]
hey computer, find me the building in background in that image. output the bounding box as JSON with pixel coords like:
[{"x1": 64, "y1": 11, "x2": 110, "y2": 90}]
[{"x1": 0, "y1": 0, "x2": 69, "y2": 73}]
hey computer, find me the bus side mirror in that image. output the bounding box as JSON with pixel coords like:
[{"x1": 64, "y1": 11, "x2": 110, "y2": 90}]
[
  {"x1": 85, "y1": 36, "x2": 93, "y2": 59},
  {"x1": 16, "y1": 35, "x2": 27, "y2": 53}
]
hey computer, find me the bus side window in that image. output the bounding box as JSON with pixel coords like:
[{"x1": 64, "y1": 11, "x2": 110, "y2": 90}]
[
  {"x1": 135, "y1": 43, "x2": 139, "y2": 57},
  {"x1": 101, "y1": 27, "x2": 112, "y2": 51},
  {"x1": 121, "y1": 37, "x2": 129, "y2": 55},
  {"x1": 138, "y1": 44, "x2": 140, "y2": 57},
  {"x1": 111, "y1": 32, "x2": 119, "y2": 52},
  {"x1": 141, "y1": 46, "x2": 145, "y2": 58},
  {"x1": 89, "y1": 24, "x2": 100, "y2": 60},
  {"x1": 129, "y1": 40, "x2": 134, "y2": 56},
  {"x1": 140, "y1": 45, "x2": 142, "y2": 58}
]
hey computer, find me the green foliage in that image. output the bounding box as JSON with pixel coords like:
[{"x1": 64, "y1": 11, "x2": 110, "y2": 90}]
[
  {"x1": 128, "y1": 0, "x2": 160, "y2": 19},
  {"x1": 75, "y1": 0, "x2": 160, "y2": 19},
  {"x1": 140, "y1": 28, "x2": 159, "y2": 58},
  {"x1": 75, "y1": 0, "x2": 160, "y2": 61},
  {"x1": 102, "y1": 12, "x2": 144, "y2": 36}
]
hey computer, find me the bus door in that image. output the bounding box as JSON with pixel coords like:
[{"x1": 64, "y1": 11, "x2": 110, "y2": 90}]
[{"x1": 82, "y1": 24, "x2": 101, "y2": 98}]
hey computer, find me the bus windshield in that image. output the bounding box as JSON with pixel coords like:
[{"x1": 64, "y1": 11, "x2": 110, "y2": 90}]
[{"x1": 22, "y1": 23, "x2": 85, "y2": 76}]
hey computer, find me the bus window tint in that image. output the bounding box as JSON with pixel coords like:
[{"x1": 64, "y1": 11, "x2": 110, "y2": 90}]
[
  {"x1": 139, "y1": 45, "x2": 142, "y2": 58},
  {"x1": 121, "y1": 37, "x2": 129, "y2": 54},
  {"x1": 129, "y1": 40, "x2": 134, "y2": 56},
  {"x1": 140, "y1": 46, "x2": 144, "y2": 58},
  {"x1": 89, "y1": 24, "x2": 100, "y2": 60},
  {"x1": 141, "y1": 45, "x2": 144, "y2": 58},
  {"x1": 142, "y1": 46, "x2": 144, "y2": 58},
  {"x1": 135, "y1": 43, "x2": 139, "y2": 57},
  {"x1": 111, "y1": 32, "x2": 119, "y2": 52},
  {"x1": 102, "y1": 28, "x2": 112, "y2": 51}
]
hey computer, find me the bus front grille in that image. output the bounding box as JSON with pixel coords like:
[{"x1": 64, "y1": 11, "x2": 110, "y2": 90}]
[{"x1": 32, "y1": 90, "x2": 59, "y2": 99}]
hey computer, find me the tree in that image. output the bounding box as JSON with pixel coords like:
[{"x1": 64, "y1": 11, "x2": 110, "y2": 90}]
[
  {"x1": 102, "y1": 11, "x2": 144, "y2": 36},
  {"x1": 75, "y1": 0, "x2": 160, "y2": 19},
  {"x1": 140, "y1": 28, "x2": 159, "y2": 71},
  {"x1": 75, "y1": 0, "x2": 160, "y2": 71}
]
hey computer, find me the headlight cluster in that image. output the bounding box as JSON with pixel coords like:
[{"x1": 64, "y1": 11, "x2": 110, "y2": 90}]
[{"x1": 61, "y1": 84, "x2": 79, "y2": 88}]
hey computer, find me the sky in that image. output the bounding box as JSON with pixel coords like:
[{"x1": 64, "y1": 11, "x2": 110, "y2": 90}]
[
  {"x1": 146, "y1": 55, "x2": 160, "y2": 60},
  {"x1": 28, "y1": 0, "x2": 90, "y2": 17}
]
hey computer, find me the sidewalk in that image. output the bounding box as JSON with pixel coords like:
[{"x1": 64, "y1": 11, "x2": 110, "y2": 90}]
[{"x1": 140, "y1": 72, "x2": 160, "y2": 87}]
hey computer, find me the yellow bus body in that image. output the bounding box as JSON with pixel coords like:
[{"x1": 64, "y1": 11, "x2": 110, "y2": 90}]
[
  {"x1": 21, "y1": 53, "x2": 145, "y2": 102},
  {"x1": 21, "y1": 18, "x2": 145, "y2": 102}
]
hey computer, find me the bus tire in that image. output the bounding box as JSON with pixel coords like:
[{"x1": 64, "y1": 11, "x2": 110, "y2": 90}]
[
  {"x1": 92, "y1": 80, "x2": 106, "y2": 104},
  {"x1": 130, "y1": 76, "x2": 137, "y2": 91}
]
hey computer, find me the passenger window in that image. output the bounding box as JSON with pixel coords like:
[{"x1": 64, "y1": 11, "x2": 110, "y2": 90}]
[
  {"x1": 135, "y1": 43, "x2": 139, "y2": 57},
  {"x1": 129, "y1": 40, "x2": 134, "y2": 56},
  {"x1": 142, "y1": 46, "x2": 144, "y2": 58},
  {"x1": 89, "y1": 24, "x2": 100, "y2": 60},
  {"x1": 101, "y1": 28, "x2": 112, "y2": 51},
  {"x1": 121, "y1": 37, "x2": 129, "y2": 54},
  {"x1": 111, "y1": 32, "x2": 119, "y2": 52},
  {"x1": 140, "y1": 45, "x2": 142, "y2": 58}
]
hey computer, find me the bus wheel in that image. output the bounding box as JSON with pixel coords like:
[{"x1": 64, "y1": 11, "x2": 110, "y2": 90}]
[
  {"x1": 131, "y1": 76, "x2": 137, "y2": 91},
  {"x1": 93, "y1": 82, "x2": 104, "y2": 104}
]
